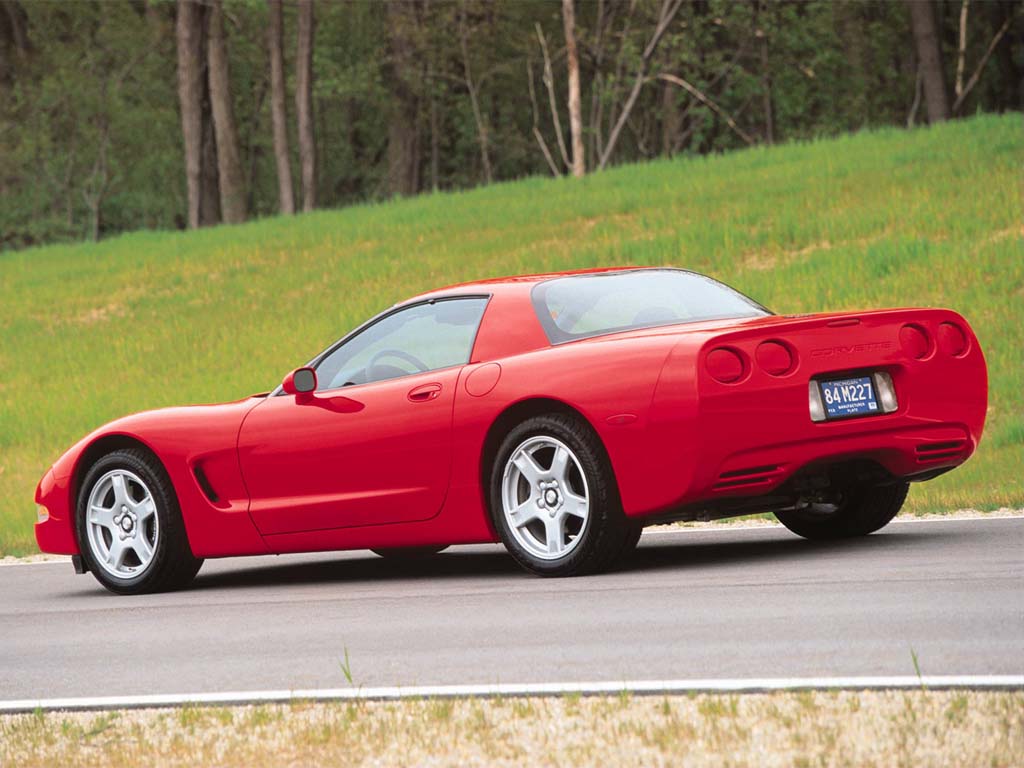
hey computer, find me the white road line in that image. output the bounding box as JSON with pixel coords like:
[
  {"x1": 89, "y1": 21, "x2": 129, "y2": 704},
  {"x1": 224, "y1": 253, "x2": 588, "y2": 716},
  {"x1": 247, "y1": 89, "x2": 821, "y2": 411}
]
[
  {"x1": 2, "y1": 676, "x2": 1022, "y2": 714},
  {"x1": 0, "y1": 557, "x2": 71, "y2": 568},
  {"x1": 644, "y1": 513, "x2": 1024, "y2": 535}
]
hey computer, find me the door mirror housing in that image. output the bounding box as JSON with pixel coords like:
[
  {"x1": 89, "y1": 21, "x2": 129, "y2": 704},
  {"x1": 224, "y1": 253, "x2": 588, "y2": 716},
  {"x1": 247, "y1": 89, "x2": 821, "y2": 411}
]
[{"x1": 282, "y1": 367, "x2": 317, "y2": 395}]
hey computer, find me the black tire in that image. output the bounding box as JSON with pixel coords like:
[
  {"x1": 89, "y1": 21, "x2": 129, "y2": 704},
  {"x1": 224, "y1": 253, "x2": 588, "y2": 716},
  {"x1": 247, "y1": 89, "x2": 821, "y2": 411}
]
[
  {"x1": 371, "y1": 545, "x2": 448, "y2": 559},
  {"x1": 489, "y1": 413, "x2": 631, "y2": 577},
  {"x1": 774, "y1": 481, "x2": 910, "y2": 540},
  {"x1": 616, "y1": 522, "x2": 644, "y2": 561},
  {"x1": 76, "y1": 448, "x2": 203, "y2": 595}
]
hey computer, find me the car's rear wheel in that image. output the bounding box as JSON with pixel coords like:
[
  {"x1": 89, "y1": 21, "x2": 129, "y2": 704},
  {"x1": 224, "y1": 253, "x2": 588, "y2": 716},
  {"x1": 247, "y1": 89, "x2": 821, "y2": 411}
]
[
  {"x1": 76, "y1": 448, "x2": 203, "y2": 595},
  {"x1": 371, "y1": 545, "x2": 448, "y2": 559},
  {"x1": 490, "y1": 413, "x2": 631, "y2": 577},
  {"x1": 774, "y1": 481, "x2": 910, "y2": 540}
]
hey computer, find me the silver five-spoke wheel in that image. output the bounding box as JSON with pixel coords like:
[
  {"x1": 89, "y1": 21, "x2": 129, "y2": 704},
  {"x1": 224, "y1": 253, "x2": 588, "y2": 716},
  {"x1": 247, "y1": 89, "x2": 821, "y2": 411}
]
[
  {"x1": 86, "y1": 469, "x2": 160, "y2": 578},
  {"x1": 501, "y1": 436, "x2": 590, "y2": 560}
]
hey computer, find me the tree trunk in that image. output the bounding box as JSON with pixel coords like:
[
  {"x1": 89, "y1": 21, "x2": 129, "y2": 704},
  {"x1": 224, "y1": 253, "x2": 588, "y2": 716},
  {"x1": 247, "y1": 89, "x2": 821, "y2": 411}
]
[
  {"x1": 598, "y1": 0, "x2": 684, "y2": 170},
  {"x1": 562, "y1": 0, "x2": 584, "y2": 177},
  {"x1": 385, "y1": 0, "x2": 420, "y2": 196},
  {"x1": 295, "y1": 0, "x2": 316, "y2": 211},
  {"x1": 534, "y1": 23, "x2": 570, "y2": 171},
  {"x1": 429, "y1": 63, "x2": 440, "y2": 192},
  {"x1": 905, "y1": 0, "x2": 950, "y2": 123},
  {"x1": 1, "y1": 0, "x2": 31, "y2": 66},
  {"x1": 661, "y1": 79, "x2": 679, "y2": 156},
  {"x1": 459, "y1": 2, "x2": 492, "y2": 184},
  {"x1": 176, "y1": 0, "x2": 205, "y2": 229},
  {"x1": 759, "y1": 26, "x2": 774, "y2": 144},
  {"x1": 267, "y1": 0, "x2": 295, "y2": 214},
  {"x1": 83, "y1": 116, "x2": 110, "y2": 242},
  {"x1": 200, "y1": 98, "x2": 221, "y2": 225},
  {"x1": 207, "y1": 0, "x2": 246, "y2": 224}
]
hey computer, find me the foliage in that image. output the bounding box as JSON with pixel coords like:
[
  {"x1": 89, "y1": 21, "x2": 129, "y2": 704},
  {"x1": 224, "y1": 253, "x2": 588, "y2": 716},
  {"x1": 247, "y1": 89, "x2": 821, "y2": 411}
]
[
  {"x1": 0, "y1": 0, "x2": 1019, "y2": 248},
  {"x1": 0, "y1": 114, "x2": 1020, "y2": 555}
]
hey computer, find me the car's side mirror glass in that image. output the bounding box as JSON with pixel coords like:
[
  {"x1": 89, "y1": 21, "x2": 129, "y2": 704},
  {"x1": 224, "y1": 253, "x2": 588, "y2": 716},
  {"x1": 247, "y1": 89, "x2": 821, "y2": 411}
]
[{"x1": 282, "y1": 367, "x2": 317, "y2": 395}]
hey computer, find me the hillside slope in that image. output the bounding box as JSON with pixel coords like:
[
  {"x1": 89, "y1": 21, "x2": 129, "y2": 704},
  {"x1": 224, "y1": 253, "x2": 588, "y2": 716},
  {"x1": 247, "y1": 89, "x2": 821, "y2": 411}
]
[{"x1": 1, "y1": 114, "x2": 1020, "y2": 555}]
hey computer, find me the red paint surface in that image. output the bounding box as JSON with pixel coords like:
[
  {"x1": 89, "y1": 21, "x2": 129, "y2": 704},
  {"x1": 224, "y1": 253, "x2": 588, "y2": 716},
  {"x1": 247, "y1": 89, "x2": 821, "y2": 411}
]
[
  {"x1": 465, "y1": 363, "x2": 501, "y2": 397},
  {"x1": 36, "y1": 268, "x2": 988, "y2": 560}
]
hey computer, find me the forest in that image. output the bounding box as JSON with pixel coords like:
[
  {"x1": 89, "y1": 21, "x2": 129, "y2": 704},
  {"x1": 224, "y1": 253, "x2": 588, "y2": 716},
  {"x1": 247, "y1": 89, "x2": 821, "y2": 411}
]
[{"x1": 0, "y1": 0, "x2": 1019, "y2": 250}]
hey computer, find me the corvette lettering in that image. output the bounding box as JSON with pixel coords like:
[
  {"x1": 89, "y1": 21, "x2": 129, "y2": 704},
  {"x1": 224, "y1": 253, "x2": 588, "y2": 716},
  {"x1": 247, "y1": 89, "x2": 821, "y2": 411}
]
[{"x1": 810, "y1": 341, "x2": 893, "y2": 358}]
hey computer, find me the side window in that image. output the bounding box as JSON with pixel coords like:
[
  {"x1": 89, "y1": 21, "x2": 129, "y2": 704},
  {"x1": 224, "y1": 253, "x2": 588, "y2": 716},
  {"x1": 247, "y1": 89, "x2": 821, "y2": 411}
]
[{"x1": 314, "y1": 297, "x2": 489, "y2": 391}]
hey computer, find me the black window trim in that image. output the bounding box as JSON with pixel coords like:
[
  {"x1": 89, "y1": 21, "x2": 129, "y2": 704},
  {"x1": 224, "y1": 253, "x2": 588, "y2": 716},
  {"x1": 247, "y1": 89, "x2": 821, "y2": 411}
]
[
  {"x1": 530, "y1": 267, "x2": 772, "y2": 345},
  {"x1": 271, "y1": 293, "x2": 493, "y2": 397}
]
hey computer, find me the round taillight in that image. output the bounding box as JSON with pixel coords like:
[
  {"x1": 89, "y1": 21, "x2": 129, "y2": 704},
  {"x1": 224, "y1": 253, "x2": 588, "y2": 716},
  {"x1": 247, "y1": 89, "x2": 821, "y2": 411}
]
[
  {"x1": 899, "y1": 324, "x2": 932, "y2": 360},
  {"x1": 756, "y1": 340, "x2": 795, "y2": 376},
  {"x1": 937, "y1": 321, "x2": 969, "y2": 357},
  {"x1": 706, "y1": 347, "x2": 745, "y2": 384}
]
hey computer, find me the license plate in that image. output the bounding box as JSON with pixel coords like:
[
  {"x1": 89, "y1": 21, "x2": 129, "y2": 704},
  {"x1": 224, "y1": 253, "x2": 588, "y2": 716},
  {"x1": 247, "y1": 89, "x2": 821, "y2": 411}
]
[{"x1": 818, "y1": 375, "x2": 880, "y2": 419}]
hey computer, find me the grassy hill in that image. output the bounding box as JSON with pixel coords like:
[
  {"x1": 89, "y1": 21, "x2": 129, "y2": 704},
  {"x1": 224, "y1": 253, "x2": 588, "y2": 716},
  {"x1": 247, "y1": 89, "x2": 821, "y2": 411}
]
[{"x1": 1, "y1": 114, "x2": 1020, "y2": 556}]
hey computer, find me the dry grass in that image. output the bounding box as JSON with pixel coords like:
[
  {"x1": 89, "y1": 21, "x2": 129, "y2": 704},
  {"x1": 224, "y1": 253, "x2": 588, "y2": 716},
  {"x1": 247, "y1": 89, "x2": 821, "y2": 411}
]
[{"x1": 2, "y1": 690, "x2": 1021, "y2": 767}]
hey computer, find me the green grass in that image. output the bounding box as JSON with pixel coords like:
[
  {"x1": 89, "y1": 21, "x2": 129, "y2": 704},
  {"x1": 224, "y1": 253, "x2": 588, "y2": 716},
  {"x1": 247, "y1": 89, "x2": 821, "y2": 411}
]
[{"x1": 0, "y1": 114, "x2": 1021, "y2": 556}]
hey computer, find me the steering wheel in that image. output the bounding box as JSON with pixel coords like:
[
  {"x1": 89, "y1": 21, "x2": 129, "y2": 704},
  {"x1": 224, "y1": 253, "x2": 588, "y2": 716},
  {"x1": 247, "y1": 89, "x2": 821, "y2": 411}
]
[{"x1": 367, "y1": 348, "x2": 430, "y2": 377}]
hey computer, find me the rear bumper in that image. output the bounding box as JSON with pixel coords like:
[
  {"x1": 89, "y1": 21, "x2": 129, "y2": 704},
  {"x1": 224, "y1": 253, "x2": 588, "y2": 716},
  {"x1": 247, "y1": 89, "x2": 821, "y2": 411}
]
[
  {"x1": 704, "y1": 420, "x2": 973, "y2": 498},
  {"x1": 632, "y1": 307, "x2": 987, "y2": 518}
]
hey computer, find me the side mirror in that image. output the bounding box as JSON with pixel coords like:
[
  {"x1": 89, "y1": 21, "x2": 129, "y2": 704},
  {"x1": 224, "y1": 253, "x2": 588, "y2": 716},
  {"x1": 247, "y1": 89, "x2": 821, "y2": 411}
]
[{"x1": 282, "y1": 367, "x2": 317, "y2": 395}]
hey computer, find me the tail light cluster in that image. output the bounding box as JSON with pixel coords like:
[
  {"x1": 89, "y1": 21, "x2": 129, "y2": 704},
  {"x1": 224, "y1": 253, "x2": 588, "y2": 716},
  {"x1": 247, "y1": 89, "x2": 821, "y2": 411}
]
[
  {"x1": 937, "y1": 322, "x2": 969, "y2": 357},
  {"x1": 706, "y1": 340, "x2": 796, "y2": 384},
  {"x1": 706, "y1": 347, "x2": 746, "y2": 383},
  {"x1": 706, "y1": 318, "x2": 970, "y2": 386},
  {"x1": 898, "y1": 324, "x2": 932, "y2": 359},
  {"x1": 899, "y1": 321, "x2": 970, "y2": 360}
]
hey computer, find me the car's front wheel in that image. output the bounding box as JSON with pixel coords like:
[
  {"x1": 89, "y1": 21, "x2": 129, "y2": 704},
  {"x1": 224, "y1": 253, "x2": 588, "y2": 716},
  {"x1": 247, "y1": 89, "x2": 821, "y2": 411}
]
[
  {"x1": 490, "y1": 413, "x2": 632, "y2": 577},
  {"x1": 774, "y1": 481, "x2": 910, "y2": 540},
  {"x1": 76, "y1": 448, "x2": 203, "y2": 595}
]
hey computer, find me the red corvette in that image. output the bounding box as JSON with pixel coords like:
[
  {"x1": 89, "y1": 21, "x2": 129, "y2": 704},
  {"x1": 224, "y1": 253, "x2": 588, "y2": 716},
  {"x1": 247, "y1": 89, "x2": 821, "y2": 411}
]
[{"x1": 35, "y1": 267, "x2": 987, "y2": 594}]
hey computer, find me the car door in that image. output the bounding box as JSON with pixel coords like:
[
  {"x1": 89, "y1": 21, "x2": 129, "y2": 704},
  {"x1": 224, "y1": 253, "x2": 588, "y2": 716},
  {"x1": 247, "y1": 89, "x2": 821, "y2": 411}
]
[{"x1": 237, "y1": 296, "x2": 489, "y2": 535}]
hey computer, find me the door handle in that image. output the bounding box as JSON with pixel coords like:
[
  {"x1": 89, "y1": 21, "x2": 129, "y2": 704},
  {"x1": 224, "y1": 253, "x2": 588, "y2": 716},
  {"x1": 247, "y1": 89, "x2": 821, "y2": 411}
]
[{"x1": 407, "y1": 382, "x2": 442, "y2": 402}]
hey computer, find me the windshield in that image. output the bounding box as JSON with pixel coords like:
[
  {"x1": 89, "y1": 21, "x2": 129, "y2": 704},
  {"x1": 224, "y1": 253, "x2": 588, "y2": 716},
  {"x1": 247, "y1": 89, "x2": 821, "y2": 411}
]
[{"x1": 531, "y1": 269, "x2": 769, "y2": 344}]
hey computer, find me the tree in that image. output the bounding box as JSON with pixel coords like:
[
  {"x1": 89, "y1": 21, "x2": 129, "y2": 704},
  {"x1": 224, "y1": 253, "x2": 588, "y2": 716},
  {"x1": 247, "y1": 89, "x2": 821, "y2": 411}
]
[
  {"x1": 176, "y1": 0, "x2": 205, "y2": 229},
  {"x1": 562, "y1": 0, "x2": 584, "y2": 177},
  {"x1": 905, "y1": 0, "x2": 950, "y2": 123},
  {"x1": 458, "y1": 1, "x2": 493, "y2": 184},
  {"x1": 207, "y1": 0, "x2": 246, "y2": 223},
  {"x1": 4, "y1": 0, "x2": 1024, "y2": 250},
  {"x1": 951, "y1": 4, "x2": 1016, "y2": 114},
  {"x1": 598, "y1": 0, "x2": 684, "y2": 170},
  {"x1": 385, "y1": 0, "x2": 420, "y2": 196},
  {"x1": 295, "y1": 0, "x2": 316, "y2": 211},
  {"x1": 267, "y1": 0, "x2": 295, "y2": 215}
]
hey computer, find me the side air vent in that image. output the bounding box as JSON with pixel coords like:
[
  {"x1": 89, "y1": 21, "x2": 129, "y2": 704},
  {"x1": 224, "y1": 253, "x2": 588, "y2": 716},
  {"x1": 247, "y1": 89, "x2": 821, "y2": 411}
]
[
  {"x1": 193, "y1": 464, "x2": 220, "y2": 503},
  {"x1": 713, "y1": 464, "x2": 784, "y2": 491},
  {"x1": 915, "y1": 440, "x2": 966, "y2": 463}
]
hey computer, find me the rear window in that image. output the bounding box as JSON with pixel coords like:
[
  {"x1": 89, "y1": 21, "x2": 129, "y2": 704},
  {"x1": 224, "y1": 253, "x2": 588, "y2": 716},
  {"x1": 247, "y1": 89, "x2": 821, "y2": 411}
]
[{"x1": 531, "y1": 269, "x2": 769, "y2": 344}]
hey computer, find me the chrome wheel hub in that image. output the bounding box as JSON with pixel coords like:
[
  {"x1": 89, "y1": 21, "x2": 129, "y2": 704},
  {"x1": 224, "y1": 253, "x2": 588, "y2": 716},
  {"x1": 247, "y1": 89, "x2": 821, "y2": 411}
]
[
  {"x1": 86, "y1": 469, "x2": 159, "y2": 578},
  {"x1": 501, "y1": 436, "x2": 590, "y2": 560}
]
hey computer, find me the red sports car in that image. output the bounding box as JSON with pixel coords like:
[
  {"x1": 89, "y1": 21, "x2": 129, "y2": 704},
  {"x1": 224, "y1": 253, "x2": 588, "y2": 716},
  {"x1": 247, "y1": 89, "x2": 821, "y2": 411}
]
[{"x1": 35, "y1": 268, "x2": 987, "y2": 594}]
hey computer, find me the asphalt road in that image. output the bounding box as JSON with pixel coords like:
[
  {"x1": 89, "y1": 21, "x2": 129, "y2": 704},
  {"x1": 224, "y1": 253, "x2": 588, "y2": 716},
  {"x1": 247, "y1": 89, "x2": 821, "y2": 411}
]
[{"x1": 1, "y1": 517, "x2": 1021, "y2": 701}]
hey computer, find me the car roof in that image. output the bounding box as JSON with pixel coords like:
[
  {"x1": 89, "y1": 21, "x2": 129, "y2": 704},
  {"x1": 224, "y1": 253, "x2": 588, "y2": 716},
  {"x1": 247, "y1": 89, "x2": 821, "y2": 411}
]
[{"x1": 406, "y1": 265, "x2": 654, "y2": 302}]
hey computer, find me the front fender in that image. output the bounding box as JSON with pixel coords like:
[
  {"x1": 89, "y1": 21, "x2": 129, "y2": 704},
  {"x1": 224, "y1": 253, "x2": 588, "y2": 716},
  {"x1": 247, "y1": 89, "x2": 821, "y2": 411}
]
[{"x1": 35, "y1": 398, "x2": 270, "y2": 559}]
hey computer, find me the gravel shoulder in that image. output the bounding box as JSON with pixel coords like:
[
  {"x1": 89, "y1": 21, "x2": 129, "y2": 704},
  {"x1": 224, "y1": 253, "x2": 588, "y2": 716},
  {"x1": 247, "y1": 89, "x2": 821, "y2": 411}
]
[{"x1": 2, "y1": 690, "x2": 1021, "y2": 768}]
